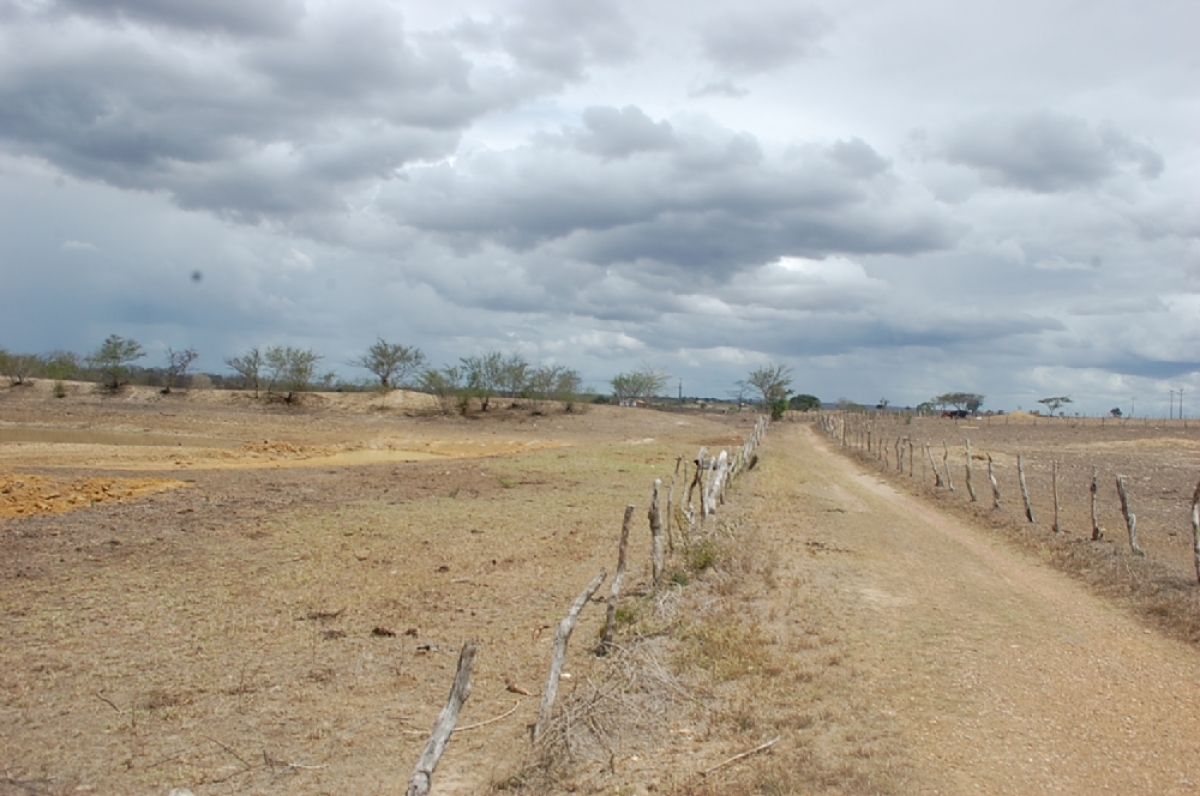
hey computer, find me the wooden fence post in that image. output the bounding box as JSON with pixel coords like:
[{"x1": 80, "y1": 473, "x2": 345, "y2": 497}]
[
  {"x1": 598, "y1": 506, "x2": 635, "y2": 656},
  {"x1": 942, "y1": 441, "x2": 954, "y2": 491},
  {"x1": 908, "y1": 439, "x2": 915, "y2": 478},
  {"x1": 925, "y1": 442, "x2": 942, "y2": 487},
  {"x1": 987, "y1": 453, "x2": 1001, "y2": 509},
  {"x1": 405, "y1": 641, "x2": 477, "y2": 796},
  {"x1": 649, "y1": 480, "x2": 665, "y2": 589},
  {"x1": 666, "y1": 457, "x2": 682, "y2": 553},
  {"x1": 1115, "y1": 476, "x2": 1144, "y2": 556},
  {"x1": 964, "y1": 439, "x2": 977, "y2": 502},
  {"x1": 535, "y1": 570, "x2": 607, "y2": 742},
  {"x1": 1191, "y1": 480, "x2": 1200, "y2": 584},
  {"x1": 1018, "y1": 454, "x2": 1034, "y2": 523},
  {"x1": 1090, "y1": 467, "x2": 1102, "y2": 541},
  {"x1": 1052, "y1": 461, "x2": 1061, "y2": 533}
]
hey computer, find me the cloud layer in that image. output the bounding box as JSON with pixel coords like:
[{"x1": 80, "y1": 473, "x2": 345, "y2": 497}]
[{"x1": 0, "y1": 0, "x2": 1196, "y2": 414}]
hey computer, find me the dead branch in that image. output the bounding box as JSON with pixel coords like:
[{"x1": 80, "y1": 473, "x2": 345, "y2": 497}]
[{"x1": 701, "y1": 736, "x2": 781, "y2": 777}]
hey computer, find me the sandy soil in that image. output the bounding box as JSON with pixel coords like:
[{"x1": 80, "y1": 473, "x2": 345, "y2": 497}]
[{"x1": 4, "y1": 386, "x2": 1199, "y2": 794}]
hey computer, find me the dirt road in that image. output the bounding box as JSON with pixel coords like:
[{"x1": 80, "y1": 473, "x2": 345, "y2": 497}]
[{"x1": 739, "y1": 422, "x2": 1200, "y2": 793}]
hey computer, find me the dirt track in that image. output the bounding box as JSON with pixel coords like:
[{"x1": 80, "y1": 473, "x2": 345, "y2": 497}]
[{"x1": 750, "y1": 423, "x2": 1200, "y2": 793}]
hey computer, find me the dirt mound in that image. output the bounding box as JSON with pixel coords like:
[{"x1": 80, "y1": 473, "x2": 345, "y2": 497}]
[
  {"x1": 0, "y1": 474, "x2": 187, "y2": 518},
  {"x1": 238, "y1": 439, "x2": 313, "y2": 457}
]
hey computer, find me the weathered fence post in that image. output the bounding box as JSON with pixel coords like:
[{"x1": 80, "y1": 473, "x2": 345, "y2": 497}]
[
  {"x1": 1191, "y1": 480, "x2": 1200, "y2": 584},
  {"x1": 649, "y1": 480, "x2": 665, "y2": 589},
  {"x1": 964, "y1": 439, "x2": 977, "y2": 502},
  {"x1": 895, "y1": 437, "x2": 903, "y2": 473},
  {"x1": 1051, "y1": 460, "x2": 1062, "y2": 533},
  {"x1": 987, "y1": 453, "x2": 1001, "y2": 509},
  {"x1": 925, "y1": 442, "x2": 942, "y2": 487},
  {"x1": 1090, "y1": 467, "x2": 1102, "y2": 541},
  {"x1": 535, "y1": 570, "x2": 607, "y2": 742},
  {"x1": 1115, "y1": 476, "x2": 1144, "y2": 556},
  {"x1": 666, "y1": 457, "x2": 681, "y2": 553},
  {"x1": 942, "y1": 441, "x2": 954, "y2": 491},
  {"x1": 1018, "y1": 454, "x2": 1034, "y2": 523},
  {"x1": 908, "y1": 439, "x2": 915, "y2": 478},
  {"x1": 405, "y1": 641, "x2": 477, "y2": 796},
  {"x1": 598, "y1": 506, "x2": 634, "y2": 656}
]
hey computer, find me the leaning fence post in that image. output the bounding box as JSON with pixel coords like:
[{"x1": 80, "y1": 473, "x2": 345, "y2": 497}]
[
  {"x1": 987, "y1": 453, "x2": 1001, "y2": 509},
  {"x1": 965, "y1": 439, "x2": 977, "y2": 502},
  {"x1": 405, "y1": 641, "x2": 477, "y2": 796},
  {"x1": 925, "y1": 442, "x2": 942, "y2": 487},
  {"x1": 1115, "y1": 476, "x2": 1144, "y2": 556},
  {"x1": 534, "y1": 570, "x2": 607, "y2": 743},
  {"x1": 1018, "y1": 454, "x2": 1034, "y2": 523},
  {"x1": 1090, "y1": 467, "x2": 1102, "y2": 541},
  {"x1": 598, "y1": 506, "x2": 634, "y2": 656}
]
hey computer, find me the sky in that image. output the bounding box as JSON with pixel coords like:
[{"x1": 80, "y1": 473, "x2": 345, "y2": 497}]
[{"x1": 1, "y1": 0, "x2": 1197, "y2": 415}]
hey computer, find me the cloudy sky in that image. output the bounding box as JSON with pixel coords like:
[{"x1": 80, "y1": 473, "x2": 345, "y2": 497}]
[{"x1": 1, "y1": 0, "x2": 1196, "y2": 414}]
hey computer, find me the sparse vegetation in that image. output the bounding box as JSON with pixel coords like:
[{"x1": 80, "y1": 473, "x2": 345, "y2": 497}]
[
  {"x1": 747, "y1": 363, "x2": 793, "y2": 419},
  {"x1": 611, "y1": 365, "x2": 670, "y2": 404},
  {"x1": 88, "y1": 334, "x2": 145, "y2": 391},
  {"x1": 1039, "y1": 395, "x2": 1073, "y2": 415},
  {"x1": 352, "y1": 338, "x2": 425, "y2": 391},
  {"x1": 162, "y1": 347, "x2": 199, "y2": 394},
  {"x1": 263, "y1": 345, "x2": 323, "y2": 402},
  {"x1": 789, "y1": 393, "x2": 821, "y2": 412}
]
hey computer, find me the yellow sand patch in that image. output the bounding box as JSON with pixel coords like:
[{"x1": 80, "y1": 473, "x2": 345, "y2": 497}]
[{"x1": 0, "y1": 474, "x2": 188, "y2": 518}]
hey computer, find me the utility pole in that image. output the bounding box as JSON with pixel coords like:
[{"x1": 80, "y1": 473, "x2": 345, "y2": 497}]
[{"x1": 1170, "y1": 389, "x2": 1175, "y2": 419}]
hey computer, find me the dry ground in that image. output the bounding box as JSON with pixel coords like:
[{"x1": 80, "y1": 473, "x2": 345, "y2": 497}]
[
  {"x1": 1, "y1": 383, "x2": 754, "y2": 795},
  {"x1": 4, "y1": 387, "x2": 1200, "y2": 795}
]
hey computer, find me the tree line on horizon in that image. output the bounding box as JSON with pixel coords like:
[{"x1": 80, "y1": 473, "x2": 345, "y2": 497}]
[{"x1": 0, "y1": 336, "x2": 828, "y2": 416}]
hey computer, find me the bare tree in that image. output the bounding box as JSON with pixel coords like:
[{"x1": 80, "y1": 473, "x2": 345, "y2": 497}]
[
  {"x1": 225, "y1": 348, "x2": 263, "y2": 397},
  {"x1": 162, "y1": 347, "x2": 199, "y2": 394}
]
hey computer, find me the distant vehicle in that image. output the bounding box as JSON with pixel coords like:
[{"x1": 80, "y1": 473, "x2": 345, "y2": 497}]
[{"x1": 941, "y1": 409, "x2": 970, "y2": 418}]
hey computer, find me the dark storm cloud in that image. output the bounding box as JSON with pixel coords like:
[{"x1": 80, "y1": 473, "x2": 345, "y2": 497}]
[
  {"x1": 0, "y1": 2, "x2": 600, "y2": 221},
  {"x1": 943, "y1": 111, "x2": 1164, "y2": 192},
  {"x1": 53, "y1": 0, "x2": 304, "y2": 36},
  {"x1": 385, "y1": 118, "x2": 954, "y2": 272},
  {"x1": 699, "y1": 7, "x2": 831, "y2": 75}
]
